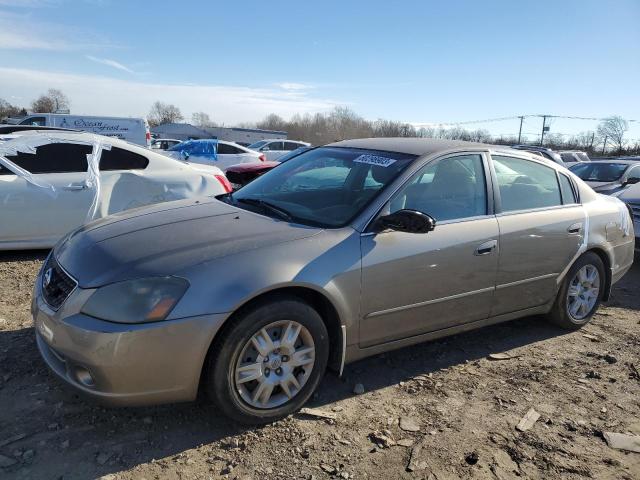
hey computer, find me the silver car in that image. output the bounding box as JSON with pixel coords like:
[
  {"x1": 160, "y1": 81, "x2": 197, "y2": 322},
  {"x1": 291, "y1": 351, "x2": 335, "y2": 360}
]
[{"x1": 32, "y1": 138, "x2": 635, "y2": 424}]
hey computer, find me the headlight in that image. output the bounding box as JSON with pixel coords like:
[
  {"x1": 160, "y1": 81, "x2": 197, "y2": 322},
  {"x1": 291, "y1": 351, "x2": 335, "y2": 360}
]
[{"x1": 81, "y1": 277, "x2": 189, "y2": 324}]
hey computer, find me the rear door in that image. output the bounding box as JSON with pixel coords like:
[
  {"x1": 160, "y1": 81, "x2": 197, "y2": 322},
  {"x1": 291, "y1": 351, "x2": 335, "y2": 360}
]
[
  {"x1": 490, "y1": 154, "x2": 584, "y2": 316},
  {"x1": 263, "y1": 141, "x2": 285, "y2": 161},
  {"x1": 0, "y1": 142, "x2": 94, "y2": 245}
]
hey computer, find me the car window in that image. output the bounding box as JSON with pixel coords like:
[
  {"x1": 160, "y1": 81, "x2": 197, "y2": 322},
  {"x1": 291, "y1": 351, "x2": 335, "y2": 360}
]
[
  {"x1": 266, "y1": 141, "x2": 283, "y2": 151},
  {"x1": 284, "y1": 141, "x2": 301, "y2": 151},
  {"x1": 570, "y1": 162, "x2": 628, "y2": 182},
  {"x1": 248, "y1": 140, "x2": 268, "y2": 150},
  {"x1": 627, "y1": 165, "x2": 640, "y2": 181},
  {"x1": 0, "y1": 162, "x2": 12, "y2": 175},
  {"x1": 389, "y1": 154, "x2": 487, "y2": 222},
  {"x1": 560, "y1": 153, "x2": 576, "y2": 163},
  {"x1": 576, "y1": 153, "x2": 590, "y2": 162},
  {"x1": 100, "y1": 147, "x2": 149, "y2": 171},
  {"x1": 4, "y1": 143, "x2": 92, "y2": 174},
  {"x1": 217, "y1": 143, "x2": 242, "y2": 154},
  {"x1": 493, "y1": 156, "x2": 562, "y2": 212},
  {"x1": 558, "y1": 173, "x2": 577, "y2": 204},
  {"x1": 230, "y1": 147, "x2": 416, "y2": 228},
  {"x1": 20, "y1": 116, "x2": 46, "y2": 126}
]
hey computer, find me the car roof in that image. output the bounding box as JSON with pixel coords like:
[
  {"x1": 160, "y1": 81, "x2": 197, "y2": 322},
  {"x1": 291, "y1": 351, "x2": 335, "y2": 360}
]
[{"x1": 327, "y1": 137, "x2": 501, "y2": 156}]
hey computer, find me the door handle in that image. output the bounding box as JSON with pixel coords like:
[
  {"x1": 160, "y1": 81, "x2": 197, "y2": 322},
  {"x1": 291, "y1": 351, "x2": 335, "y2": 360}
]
[
  {"x1": 63, "y1": 183, "x2": 87, "y2": 191},
  {"x1": 567, "y1": 222, "x2": 583, "y2": 234},
  {"x1": 475, "y1": 239, "x2": 497, "y2": 256}
]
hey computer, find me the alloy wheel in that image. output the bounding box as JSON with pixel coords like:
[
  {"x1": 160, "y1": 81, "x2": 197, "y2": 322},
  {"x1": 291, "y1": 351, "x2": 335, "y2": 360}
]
[
  {"x1": 566, "y1": 264, "x2": 600, "y2": 320},
  {"x1": 234, "y1": 320, "x2": 315, "y2": 409}
]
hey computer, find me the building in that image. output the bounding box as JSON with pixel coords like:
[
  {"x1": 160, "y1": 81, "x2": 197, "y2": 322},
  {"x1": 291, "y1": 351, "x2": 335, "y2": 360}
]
[{"x1": 151, "y1": 123, "x2": 287, "y2": 145}]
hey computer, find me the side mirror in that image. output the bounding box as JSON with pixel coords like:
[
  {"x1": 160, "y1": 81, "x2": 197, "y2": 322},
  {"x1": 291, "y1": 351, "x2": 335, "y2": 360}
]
[
  {"x1": 181, "y1": 150, "x2": 190, "y2": 160},
  {"x1": 624, "y1": 177, "x2": 640, "y2": 186},
  {"x1": 375, "y1": 209, "x2": 436, "y2": 234}
]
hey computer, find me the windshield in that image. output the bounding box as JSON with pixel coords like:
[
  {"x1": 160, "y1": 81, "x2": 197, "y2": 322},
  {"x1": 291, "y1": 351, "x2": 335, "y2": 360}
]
[
  {"x1": 570, "y1": 162, "x2": 628, "y2": 182},
  {"x1": 277, "y1": 147, "x2": 311, "y2": 163},
  {"x1": 225, "y1": 147, "x2": 416, "y2": 227},
  {"x1": 248, "y1": 140, "x2": 268, "y2": 150}
]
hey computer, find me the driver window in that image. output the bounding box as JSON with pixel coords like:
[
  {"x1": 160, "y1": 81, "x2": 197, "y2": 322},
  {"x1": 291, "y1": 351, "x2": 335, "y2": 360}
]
[{"x1": 389, "y1": 154, "x2": 487, "y2": 222}]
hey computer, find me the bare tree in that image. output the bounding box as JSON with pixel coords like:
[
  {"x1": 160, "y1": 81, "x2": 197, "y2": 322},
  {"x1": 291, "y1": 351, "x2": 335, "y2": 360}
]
[
  {"x1": 597, "y1": 116, "x2": 628, "y2": 153},
  {"x1": 147, "y1": 101, "x2": 183, "y2": 127},
  {"x1": 31, "y1": 89, "x2": 70, "y2": 113},
  {"x1": 0, "y1": 98, "x2": 26, "y2": 120},
  {"x1": 257, "y1": 113, "x2": 288, "y2": 132},
  {"x1": 192, "y1": 111, "x2": 217, "y2": 128}
]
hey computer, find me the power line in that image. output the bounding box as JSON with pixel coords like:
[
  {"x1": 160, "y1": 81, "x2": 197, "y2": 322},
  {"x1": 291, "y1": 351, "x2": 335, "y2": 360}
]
[{"x1": 414, "y1": 114, "x2": 638, "y2": 128}]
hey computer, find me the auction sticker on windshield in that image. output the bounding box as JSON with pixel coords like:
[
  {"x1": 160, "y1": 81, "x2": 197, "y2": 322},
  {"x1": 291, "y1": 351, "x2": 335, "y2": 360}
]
[{"x1": 353, "y1": 154, "x2": 397, "y2": 167}]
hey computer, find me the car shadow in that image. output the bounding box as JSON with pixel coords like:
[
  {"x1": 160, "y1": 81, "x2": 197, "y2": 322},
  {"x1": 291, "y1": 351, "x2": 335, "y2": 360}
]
[
  {"x1": 1, "y1": 314, "x2": 570, "y2": 479},
  {"x1": 0, "y1": 249, "x2": 49, "y2": 263}
]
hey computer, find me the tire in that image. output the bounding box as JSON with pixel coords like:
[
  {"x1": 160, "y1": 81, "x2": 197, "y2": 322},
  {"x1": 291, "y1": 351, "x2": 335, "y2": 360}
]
[
  {"x1": 547, "y1": 252, "x2": 605, "y2": 330},
  {"x1": 205, "y1": 297, "x2": 329, "y2": 424}
]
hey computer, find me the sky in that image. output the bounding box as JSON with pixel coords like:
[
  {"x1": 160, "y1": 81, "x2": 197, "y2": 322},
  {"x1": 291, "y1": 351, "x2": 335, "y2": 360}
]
[{"x1": 0, "y1": 0, "x2": 639, "y2": 141}]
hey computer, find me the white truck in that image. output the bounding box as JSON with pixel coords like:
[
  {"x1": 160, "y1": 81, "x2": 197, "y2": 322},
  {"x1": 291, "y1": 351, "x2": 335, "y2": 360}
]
[{"x1": 13, "y1": 113, "x2": 151, "y2": 147}]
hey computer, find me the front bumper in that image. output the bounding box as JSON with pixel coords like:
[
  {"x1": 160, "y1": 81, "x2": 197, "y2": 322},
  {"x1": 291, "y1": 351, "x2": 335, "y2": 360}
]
[{"x1": 32, "y1": 273, "x2": 228, "y2": 407}]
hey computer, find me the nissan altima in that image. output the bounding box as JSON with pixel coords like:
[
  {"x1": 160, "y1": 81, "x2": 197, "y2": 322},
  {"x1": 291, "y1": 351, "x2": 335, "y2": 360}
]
[{"x1": 32, "y1": 138, "x2": 635, "y2": 424}]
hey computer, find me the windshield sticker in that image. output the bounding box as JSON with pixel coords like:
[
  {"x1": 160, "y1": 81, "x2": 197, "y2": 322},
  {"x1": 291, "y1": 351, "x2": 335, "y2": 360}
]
[{"x1": 353, "y1": 154, "x2": 397, "y2": 167}]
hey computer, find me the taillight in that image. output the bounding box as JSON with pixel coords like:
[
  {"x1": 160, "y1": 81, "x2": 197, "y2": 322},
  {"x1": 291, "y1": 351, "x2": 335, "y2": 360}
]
[
  {"x1": 259, "y1": 154, "x2": 266, "y2": 162},
  {"x1": 145, "y1": 131, "x2": 151, "y2": 146},
  {"x1": 214, "y1": 174, "x2": 233, "y2": 193}
]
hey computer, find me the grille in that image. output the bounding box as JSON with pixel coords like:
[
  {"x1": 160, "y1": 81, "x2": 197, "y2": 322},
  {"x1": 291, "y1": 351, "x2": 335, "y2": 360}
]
[
  {"x1": 629, "y1": 202, "x2": 640, "y2": 221},
  {"x1": 41, "y1": 255, "x2": 77, "y2": 310}
]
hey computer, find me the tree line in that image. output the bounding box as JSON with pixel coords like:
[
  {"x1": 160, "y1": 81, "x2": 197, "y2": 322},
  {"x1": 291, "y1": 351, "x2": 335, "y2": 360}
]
[{"x1": 2, "y1": 91, "x2": 637, "y2": 156}]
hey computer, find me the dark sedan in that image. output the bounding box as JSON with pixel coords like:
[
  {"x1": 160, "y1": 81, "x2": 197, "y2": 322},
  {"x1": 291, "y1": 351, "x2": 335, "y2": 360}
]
[{"x1": 569, "y1": 160, "x2": 640, "y2": 194}]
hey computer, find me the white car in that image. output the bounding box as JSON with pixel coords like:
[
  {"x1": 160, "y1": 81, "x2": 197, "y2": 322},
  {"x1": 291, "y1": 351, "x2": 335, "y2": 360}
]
[
  {"x1": 150, "y1": 138, "x2": 182, "y2": 150},
  {"x1": 0, "y1": 131, "x2": 231, "y2": 250},
  {"x1": 164, "y1": 139, "x2": 264, "y2": 171},
  {"x1": 247, "y1": 139, "x2": 311, "y2": 161}
]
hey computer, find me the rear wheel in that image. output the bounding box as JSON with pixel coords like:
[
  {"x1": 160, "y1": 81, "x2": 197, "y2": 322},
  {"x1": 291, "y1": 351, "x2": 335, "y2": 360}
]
[
  {"x1": 206, "y1": 297, "x2": 329, "y2": 424},
  {"x1": 547, "y1": 252, "x2": 605, "y2": 329}
]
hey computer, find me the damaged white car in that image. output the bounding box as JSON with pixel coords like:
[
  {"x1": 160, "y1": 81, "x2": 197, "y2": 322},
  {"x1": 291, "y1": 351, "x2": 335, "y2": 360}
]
[{"x1": 0, "y1": 131, "x2": 232, "y2": 250}]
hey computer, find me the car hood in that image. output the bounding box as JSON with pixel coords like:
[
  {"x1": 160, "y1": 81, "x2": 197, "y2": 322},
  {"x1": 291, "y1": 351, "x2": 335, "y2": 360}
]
[
  {"x1": 611, "y1": 182, "x2": 640, "y2": 202},
  {"x1": 56, "y1": 197, "x2": 322, "y2": 288}
]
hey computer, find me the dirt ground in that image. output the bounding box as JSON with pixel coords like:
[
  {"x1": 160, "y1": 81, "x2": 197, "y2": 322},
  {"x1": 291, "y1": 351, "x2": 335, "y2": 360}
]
[{"x1": 0, "y1": 251, "x2": 638, "y2": 480}]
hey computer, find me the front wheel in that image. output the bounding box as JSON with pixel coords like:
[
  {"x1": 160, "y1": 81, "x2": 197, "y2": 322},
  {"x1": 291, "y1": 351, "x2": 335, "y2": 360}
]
[
  {"x1": 205, "y1": 297, "x2": 329, "y2": 424},
  {"x1": 547, "y1": 252, "x2": 605, "y2": 329}
]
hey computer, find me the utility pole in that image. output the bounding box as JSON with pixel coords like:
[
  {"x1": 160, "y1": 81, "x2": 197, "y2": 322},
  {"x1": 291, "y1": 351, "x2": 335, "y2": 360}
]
[
  {"x1": 602, "y1": 135, "x2": 608, "y2": 155},
  {"x1": 589, "y1": 132, "x2": 595, "y2": 150},
  {"x1": 540, "y1": 115, "x2": 548, "y2": 146},
  {"x1": 517, "y1": 116, "x2": 524, "y2": 144}
]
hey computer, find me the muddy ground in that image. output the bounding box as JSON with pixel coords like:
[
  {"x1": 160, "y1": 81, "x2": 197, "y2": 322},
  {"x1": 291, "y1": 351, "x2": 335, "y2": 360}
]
[{"x1": 0, "y1": 251, "x2": 638, "y2": 480}]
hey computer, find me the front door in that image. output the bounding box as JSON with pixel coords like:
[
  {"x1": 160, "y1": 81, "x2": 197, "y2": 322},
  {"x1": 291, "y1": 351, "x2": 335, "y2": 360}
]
[
  {"x1": 0, "y1": 142, "x2": 94, "y2": 246},
  {"x1": 359, "y1": 153, "x2": 499, "y2": 347}
]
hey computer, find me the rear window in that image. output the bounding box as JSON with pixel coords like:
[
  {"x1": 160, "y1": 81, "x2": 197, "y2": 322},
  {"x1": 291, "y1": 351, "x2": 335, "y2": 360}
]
[
  {"x1": 248, "y1": 140, "x2": 268, "y2": 150},
  {"x1": 100, "y1": 147, "x2": 149, "y2": 170},
  {"x1": 217, "y1": 143, "x2": 243, "y2": 154},
  {"x1": 570, "y1": 163, "x2": 628, "y2": 182},
  {"x1": 3, "y1": 143, "x2": 91, "y2": 173}
]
